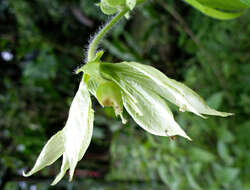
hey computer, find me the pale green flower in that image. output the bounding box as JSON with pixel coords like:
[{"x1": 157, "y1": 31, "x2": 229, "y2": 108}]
[
  {"x1": 82, "y1": 60, "x2": 232, "y2": 141},
  {"x1": 23, "y1": 60, "x2": 232, "y2": 184},
  {"x1": 21, "y1": 0, "x2": 242, "y2": 185}
]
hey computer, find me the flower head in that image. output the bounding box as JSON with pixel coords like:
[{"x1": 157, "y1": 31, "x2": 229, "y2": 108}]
[
  {"x1": 23, "y1": 59, "x2": 232, "y2": 184},
  {"x1": 99, "y1": 0, "x2": 137, "y2": 15}
]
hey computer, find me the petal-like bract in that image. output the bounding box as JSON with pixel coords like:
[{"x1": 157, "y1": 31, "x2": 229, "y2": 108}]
[
  {"x1": 122, "y1": 84, "x2": 191, "y2": 139},
  {"x1": 23, "y1": 81, "x2": 94, "y2": 185},
  {"x1": 23, "y1": 130, "x2": 65, "y2": 177},
  {"x1": 100, "y1": 62, "x2": 233, "y2": 118},
  {"x1": 100, "y1": 62, "x2": 194, "y2": 139}
]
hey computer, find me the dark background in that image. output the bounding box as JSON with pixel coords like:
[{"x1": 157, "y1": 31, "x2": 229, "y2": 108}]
[{"x1": 0, "y1": 0, "x2": 250, "y2": 189}]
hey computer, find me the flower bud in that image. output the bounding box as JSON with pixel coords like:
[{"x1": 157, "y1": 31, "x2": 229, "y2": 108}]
[
  {"x1": 105, "y1": 0, "x2": 126, "y2": 7},
  {"x1": 100, "y1": 0, "x2": 117, "y2": 15}
]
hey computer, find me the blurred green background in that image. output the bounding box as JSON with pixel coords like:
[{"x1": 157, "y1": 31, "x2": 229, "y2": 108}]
[{"x1": 0, "y1": 0, "x2": 250, "y2": 189}]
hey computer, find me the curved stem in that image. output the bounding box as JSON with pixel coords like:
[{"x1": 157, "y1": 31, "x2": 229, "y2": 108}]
[{"x1": 87, "y1": 9, "x2": 129, "y2": 62}]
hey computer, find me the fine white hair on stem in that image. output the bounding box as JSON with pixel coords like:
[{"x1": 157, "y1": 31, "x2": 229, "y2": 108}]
[
  {"x1": 86, "y1": 17, "x2": 111, "y2": 60},
  {"x1": 86, "y1": 13, "x2": 124, "y2": 62}
]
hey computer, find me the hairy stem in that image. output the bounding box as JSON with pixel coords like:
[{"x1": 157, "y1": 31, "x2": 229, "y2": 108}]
[{"x1": 87, "y1": 9, "x2": 129, "y2": 62}]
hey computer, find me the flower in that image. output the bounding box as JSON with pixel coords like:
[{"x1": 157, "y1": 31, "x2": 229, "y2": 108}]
[
  {"x1": 100, "y1": 0, "x2": 137, "y2": 15},
  {"x1": 23, "y1": 60, "x2": 232, "y2": 185}
]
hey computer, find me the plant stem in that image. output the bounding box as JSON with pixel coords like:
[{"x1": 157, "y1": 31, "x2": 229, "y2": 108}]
[{"x1": 87, "y1": 9, "x2": 129, "y2": 62}]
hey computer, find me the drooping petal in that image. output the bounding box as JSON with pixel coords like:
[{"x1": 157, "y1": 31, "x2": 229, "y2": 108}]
[
  {"x1": 52, "y1": 106, "x2": 94, "y2": 185},
  {"x1": 162, "y1": 78, "x2": 233, "y2": 117},
  {"x1": 23, "y1": 130, "x2": 65, "y2": 177},
  {"x1": 122, "y1": 82, "x2": 191, "y2": 140},
  {"x1": 51, "y1": 154, "x2": 69, "y2": 186},
  {"x1": 100, "y1": 62, "x2": 233, "y2": 117},
  {"x1": 63, "y1": 81, "x2": 94, "y2": 181},
  {"x1": 24, "y1": 81, "x2": 94, "y2": 185}
]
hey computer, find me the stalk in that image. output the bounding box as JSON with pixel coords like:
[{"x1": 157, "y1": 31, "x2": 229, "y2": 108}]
[{"x1": 87, "y1": 8, "x2": 129, "y2": 62}]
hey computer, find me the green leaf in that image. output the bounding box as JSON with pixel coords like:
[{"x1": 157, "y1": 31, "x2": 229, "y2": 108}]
[
  {"x1": 100, "y1": 62, "x2": 233, "y2": 118},
  {"x1": 23, "y1": 81, "x2": 94, "y2": 185},
  {"x1": 206, "y1": 92, "x2": 224, "y2": 110},
  {"x1": 240, "y1": 0, "x2": 250, "y2": 6},
  {"x1": 184, "y1": 0, "x2": 245, "y2": 20},
  {"x1": 190, "y1": 147, "x2": 216, "y2": 163},
  {"x1": 217, "y1": 127, "x2": 235, "y2": 143},
  {"x1": 196, "y1": 0, "x2": 249, "y2": 10},
  {"x1": 185, "y1": 169, "x2": 202, "y2": 190},
  {"x1": 213, "y1": 164, "x2": 240, "y2": 183},
  {"x1": 217, "y1": 141, "x2": 233, "y2": 165}
]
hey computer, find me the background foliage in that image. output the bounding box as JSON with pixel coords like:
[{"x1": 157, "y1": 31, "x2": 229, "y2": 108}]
[{"x1": 0, "y1": 0, "x2": 249, "y2": 189}]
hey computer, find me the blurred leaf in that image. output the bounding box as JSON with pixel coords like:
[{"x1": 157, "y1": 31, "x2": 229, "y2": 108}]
[
  {"x1": 217, "y1": 140, "x2": 234, "y2": 165},
  {"x1": 190, "y1": 147, "x2": 216, "y2": 163},
  {"x1": 213, "y1": 164, "x2": 240, "y2": 184},
  {"x1": 206, "y1": 92, "x2": 223, "y2": 110}
]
